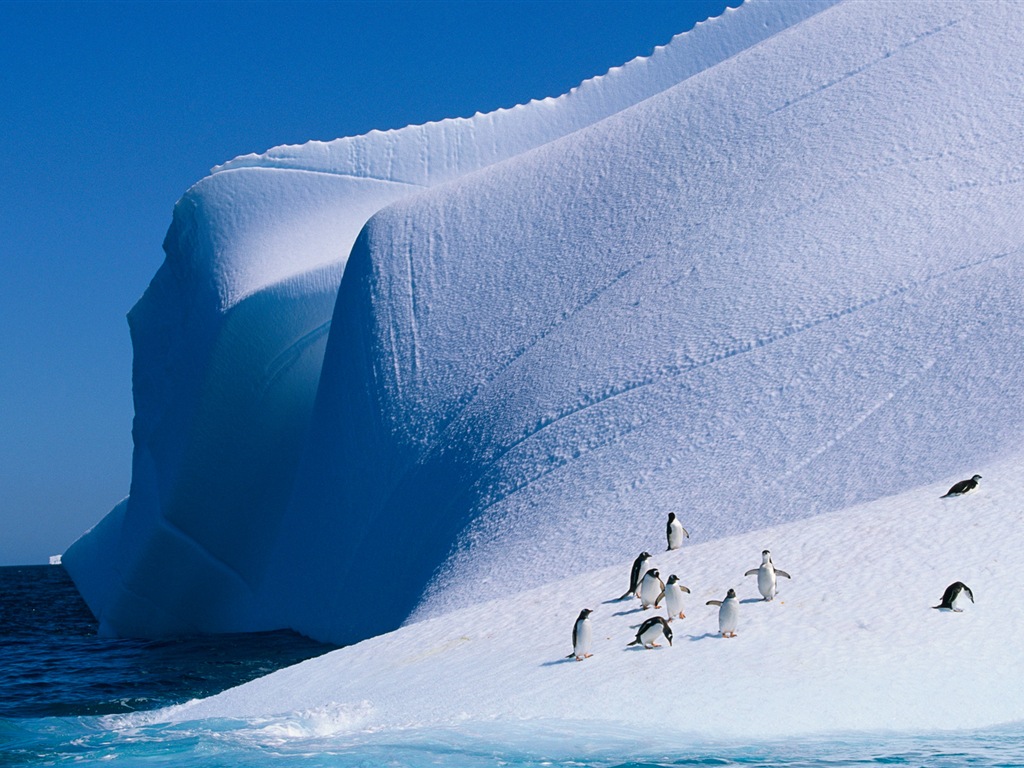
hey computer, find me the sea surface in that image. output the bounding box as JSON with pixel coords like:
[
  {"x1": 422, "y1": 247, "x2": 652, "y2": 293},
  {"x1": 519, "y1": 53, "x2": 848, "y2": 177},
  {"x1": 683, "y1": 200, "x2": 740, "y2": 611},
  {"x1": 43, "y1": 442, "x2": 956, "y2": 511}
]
[{"x1": 2, "y1": 565, "x2": 1023, "y2": 767}]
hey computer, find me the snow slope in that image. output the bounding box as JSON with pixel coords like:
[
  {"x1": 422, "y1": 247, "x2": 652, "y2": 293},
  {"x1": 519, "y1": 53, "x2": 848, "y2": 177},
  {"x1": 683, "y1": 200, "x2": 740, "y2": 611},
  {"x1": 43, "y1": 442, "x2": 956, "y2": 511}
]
[
  {"x1": 64, "y1": 0, "x2": 835, "y2": 638},
  {"x1": 257, "y1": 0, "x2": 1024, "y2": 644},
  {"x1": 66, "y1": 0, "x2": 1024, "y2": 656},
  {"x1": 161, "y1": 455, "x2": 1024, "y2": 737}
]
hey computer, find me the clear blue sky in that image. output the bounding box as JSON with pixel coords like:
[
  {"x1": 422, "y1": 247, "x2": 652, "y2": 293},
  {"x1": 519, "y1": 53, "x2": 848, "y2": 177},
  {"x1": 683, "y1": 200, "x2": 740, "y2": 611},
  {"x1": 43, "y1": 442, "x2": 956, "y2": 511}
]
[{"x1": 0, "y1": 0, "x2": 737, "y2": 565}]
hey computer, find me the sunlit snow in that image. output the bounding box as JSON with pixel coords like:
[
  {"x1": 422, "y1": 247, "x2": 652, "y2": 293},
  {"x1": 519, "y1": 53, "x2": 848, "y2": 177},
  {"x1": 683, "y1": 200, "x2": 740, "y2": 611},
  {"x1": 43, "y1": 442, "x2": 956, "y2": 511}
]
[{"x1": 64, "y1": 0, "x2": 1024, "y2": 737}]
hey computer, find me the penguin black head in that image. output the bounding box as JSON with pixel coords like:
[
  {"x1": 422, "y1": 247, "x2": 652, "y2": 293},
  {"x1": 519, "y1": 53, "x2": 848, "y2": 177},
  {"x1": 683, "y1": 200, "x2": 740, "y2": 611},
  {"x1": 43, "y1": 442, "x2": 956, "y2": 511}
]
[
  {"x1": 726, "y1": 588, "x2": 737, "y2": 599},
  {"x1": 668, "y1": 512, "x2": 676, "y2": 522},
  {"x1": 648, "y1": 569, "x2": 660, "y2": 579},
  {"x1": 578, "y1": 608, "x2": 593, "y2": 620},
  {"x1": 973, "y1": 474, "x2": 982, "y2": 481},
  {"x1": 641, "y1": 551, "x2": 652, "y2": 559},
  {"x1": 661, "y1": 618, "x2": 674, "y2": 646},
  {"x1": 762, "y1": 549, "x2": 770, "y2": 556},
  {"x1": 667, "y1": 574, "x2": 678, "y2": 584}
]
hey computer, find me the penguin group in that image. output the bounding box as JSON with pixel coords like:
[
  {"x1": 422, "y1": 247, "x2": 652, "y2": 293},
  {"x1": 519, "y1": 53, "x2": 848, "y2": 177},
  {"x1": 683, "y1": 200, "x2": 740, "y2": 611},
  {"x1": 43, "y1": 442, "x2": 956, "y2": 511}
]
[
  {"x1": 568, "y1": 471, "x2": 981, "y2": 660},
  {"x1": 568, "y1": 511, "x2": 797, "y2": 659}
]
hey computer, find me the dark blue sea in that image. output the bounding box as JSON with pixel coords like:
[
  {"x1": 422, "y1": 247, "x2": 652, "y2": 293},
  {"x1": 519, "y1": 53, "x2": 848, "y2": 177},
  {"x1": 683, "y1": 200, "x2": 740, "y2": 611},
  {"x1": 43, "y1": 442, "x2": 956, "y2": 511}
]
[{"x1": 3, "y1": 565, "x2": 1023, "y2": 767}]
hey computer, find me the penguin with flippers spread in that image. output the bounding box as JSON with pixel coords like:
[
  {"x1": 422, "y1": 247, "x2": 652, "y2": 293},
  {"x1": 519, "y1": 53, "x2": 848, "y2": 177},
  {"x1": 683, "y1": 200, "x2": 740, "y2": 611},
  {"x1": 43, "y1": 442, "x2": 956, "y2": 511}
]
[
  {"x1": 744, "y1": 549, "x2": 791, "y2": 601},
  {"x1": 655, "y1": 574, "x2": 690, "y2": 620},
  {"x1": 707, "y1": 588, "x2": 739, "y2": 638}
]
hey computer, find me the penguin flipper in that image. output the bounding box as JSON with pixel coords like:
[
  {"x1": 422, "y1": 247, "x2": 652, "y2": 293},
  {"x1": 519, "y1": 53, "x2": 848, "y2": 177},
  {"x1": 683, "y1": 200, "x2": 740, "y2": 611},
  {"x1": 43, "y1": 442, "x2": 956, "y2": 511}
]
[
  {"x1": 654, "y1": 589, "x2": 666, "y2": 607},
  {"x1": 682, "y1": 527, "x2": 690, "y2": 538},
  {"x1": 744, "y1": 568, "x2": 759, "y2": 577},
  {"x1": 706, "y1": 600, "x2": 723, "y2": 606},
  {"x1": 776, "y1": 569, "x2": 792, "y2": 579},
  {"x1": 627, "y1": 638, "x2": 641, "y2": 647},
  {"x1": 680, "y1": 585, "x2": 691, "y2": 593}
]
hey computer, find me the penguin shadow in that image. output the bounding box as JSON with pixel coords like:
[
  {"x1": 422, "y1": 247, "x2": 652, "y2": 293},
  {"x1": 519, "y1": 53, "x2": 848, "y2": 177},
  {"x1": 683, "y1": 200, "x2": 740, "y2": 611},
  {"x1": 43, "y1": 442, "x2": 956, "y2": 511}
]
[
  {"x1": 612, "y1": 606, "x2": 649, "y2": 617},
  {"x1": 739, "y1": 598, "x2": 765, "y2": 605},
  {"x1": 540, "y1": 657, "x2": 580, "y2": 667},
  {"x1": 687, "y1": 632, "x2": 722, "y2": 642},
  {"x1": 624, "y1": 643, "x2": 669, "y2": 652}
]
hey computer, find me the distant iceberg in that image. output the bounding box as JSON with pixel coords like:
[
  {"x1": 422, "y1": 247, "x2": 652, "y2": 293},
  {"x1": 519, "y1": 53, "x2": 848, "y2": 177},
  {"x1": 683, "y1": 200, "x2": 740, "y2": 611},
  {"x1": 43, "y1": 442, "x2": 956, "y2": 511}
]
[{"x1": 64, "y1": 0, "x2": 1024, "y2": 650}]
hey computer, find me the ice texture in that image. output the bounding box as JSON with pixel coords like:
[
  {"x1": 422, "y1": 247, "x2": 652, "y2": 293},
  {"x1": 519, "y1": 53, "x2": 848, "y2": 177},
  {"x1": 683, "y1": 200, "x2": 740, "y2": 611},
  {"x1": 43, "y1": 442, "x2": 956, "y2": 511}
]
[{"x1": 65, "y1": 0, "x2": 1024, "y2": 653}]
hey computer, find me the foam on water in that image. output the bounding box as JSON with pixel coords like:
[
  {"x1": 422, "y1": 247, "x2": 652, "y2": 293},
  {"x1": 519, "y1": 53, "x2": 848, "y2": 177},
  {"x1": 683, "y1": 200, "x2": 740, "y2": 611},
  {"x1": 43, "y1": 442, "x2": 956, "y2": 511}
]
[{"x1": 4, "y1": 714, "x2": 1024, "y2": 767}]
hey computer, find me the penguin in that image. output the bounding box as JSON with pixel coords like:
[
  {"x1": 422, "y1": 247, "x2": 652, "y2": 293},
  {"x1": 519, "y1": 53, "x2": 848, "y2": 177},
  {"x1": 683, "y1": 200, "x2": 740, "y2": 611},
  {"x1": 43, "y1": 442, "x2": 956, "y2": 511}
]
[
  {"x1": 619, "y1": 552, "x2": 653, "y2": 600},
  {"x1": 744, "y1": 550, "x2": 791, "y2": 601},
  {"x1": 941, "y1": 474, "x2": 982, "y2": 498},
  {"x1": 639, "y1": 568, "x2": 665, "y2": 610},
  {"x1": 666, "y1": 513, "x2": 690, "y2": 551},
  {"x1": 706, "y1": 588, "x2": 739, "y2": 638},
  {"x1": 567, "y1": 608, "x2": 594, "y2": 660},
  {"x1": 655, "y1": 574, "x2": 691, "y2": 620},
  {"x1": 627, "y1": 616, "x2": 673, "y2": 649},
  {"x1": 933, "y1": 582, "x2": 974, "y2": 612}
]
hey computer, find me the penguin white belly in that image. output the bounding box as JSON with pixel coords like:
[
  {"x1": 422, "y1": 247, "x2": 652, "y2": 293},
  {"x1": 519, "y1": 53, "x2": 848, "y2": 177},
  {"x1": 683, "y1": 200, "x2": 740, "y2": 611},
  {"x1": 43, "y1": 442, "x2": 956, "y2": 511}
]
[
  {"x1": 665, "y1": 586, "x2": 685, "y2": 619},
  {"x1": 638, "y1": 622, "x2": 665, "y2": 647},
  {"x1": 719, "y1": 600, "x2": 739, "y2": 635},
  {"x1": 640, "y1": 577, "x2": 661, "y2": 608},
  {"x1": 757, "y1": 567, "x2": 777, "y2": 600},
  {"x1": 574, "y1": 621, "x2": 593, "y2": 657},
  {"x1": 668, "y1": 522, "x2": 684, "y2": 550}
]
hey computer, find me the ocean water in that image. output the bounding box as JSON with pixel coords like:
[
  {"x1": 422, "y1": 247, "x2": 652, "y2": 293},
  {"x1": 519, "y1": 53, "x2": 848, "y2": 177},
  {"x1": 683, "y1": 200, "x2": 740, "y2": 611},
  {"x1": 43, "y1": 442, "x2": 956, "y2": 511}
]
[{"x1": 3, "y1": 566, "x2": 1023, "y2": 767}]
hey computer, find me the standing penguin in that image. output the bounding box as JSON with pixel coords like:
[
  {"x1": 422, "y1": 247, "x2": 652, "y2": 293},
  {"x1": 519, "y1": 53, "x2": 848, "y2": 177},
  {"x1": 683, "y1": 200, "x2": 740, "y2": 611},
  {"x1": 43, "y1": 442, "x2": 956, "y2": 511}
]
[
  {"x1": 627, "y1": 616, "x2": 673, "y2": 648},
  {"x1": 666, "y1": 513, "x2": 690, "y2": 551},
  {"x1": 567, "y1": 608, "x2": 594, "y2": 660},
  {"x1": 656, "y1": 574, "x2": 691, "y2": 620},
  {"x1": 933, "y1": 582, "x2": 974, "y2": 612},
  {"x1": 744, "y1": 550, "x2": 791, "y2": 601},
  {"x1": 706, "y1": 588, "x2": 739, "y2": 638},
  {"x1": 941, "y1": 474, "x2": 982, "y2": 498},
  {"x1": 619, "y1": 552, "x2": 653, "y2": 600},
  {"x1": 639, "y1": 568, "x2": 666, "y2": 610}
]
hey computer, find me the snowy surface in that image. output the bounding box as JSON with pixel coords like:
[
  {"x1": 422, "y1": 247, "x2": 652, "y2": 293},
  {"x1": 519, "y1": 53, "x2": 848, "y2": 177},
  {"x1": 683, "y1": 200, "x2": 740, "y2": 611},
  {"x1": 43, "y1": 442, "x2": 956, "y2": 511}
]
[
  {"x1": 162, "y1": 455, "x2": 1024, "y2": 737},
  {"x1": 260, "y1": 0, "x2": 1024, "y2": 644},
  {"x1": 65, "y1": 0, "x2": 1024, "y2": 676},
  {"x1": 64, "y1": 0, "x2": 835, "y2": 639}
]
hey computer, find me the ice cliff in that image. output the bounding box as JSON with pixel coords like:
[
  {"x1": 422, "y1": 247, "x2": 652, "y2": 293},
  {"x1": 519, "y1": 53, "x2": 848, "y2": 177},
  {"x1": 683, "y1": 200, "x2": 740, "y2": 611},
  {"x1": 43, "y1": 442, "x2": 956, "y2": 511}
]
[{"x1": 65, "y1": 0, "x2": 1024, "y2": 647}]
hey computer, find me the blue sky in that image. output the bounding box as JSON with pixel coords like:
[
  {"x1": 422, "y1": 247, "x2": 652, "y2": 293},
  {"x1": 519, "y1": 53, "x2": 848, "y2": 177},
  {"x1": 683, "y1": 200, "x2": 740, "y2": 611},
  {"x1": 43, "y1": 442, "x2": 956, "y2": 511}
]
[{"x1": 0, "y1": 0, "x2": 736, "y2": 565}]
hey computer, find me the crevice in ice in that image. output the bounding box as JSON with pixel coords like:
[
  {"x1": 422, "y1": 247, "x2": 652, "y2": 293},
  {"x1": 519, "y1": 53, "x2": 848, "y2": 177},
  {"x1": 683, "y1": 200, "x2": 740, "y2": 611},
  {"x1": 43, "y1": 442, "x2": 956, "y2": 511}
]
[
  {"x1": 773, "y1": 357, "x2": 938, "y2": 485},
  {"x1": 429, "y1": 245, "x2": 1022, "y2": 520},
  {"x1": 768, "y1": 16, "x2": 963, "y2": 116},
  {"x1": 257, "y1": 319, "x2": 333, "y2": 401},
  {"x1": 159, "y1": 514, "x2": 257, "y2": 597}
]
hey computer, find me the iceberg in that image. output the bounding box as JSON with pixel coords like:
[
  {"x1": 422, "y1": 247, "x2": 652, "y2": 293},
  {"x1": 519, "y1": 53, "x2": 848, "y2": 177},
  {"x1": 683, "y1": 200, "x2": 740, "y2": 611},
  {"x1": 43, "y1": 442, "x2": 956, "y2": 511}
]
[{"x1": 65, "y1": 0, "x2": 1024, "y2": 670}]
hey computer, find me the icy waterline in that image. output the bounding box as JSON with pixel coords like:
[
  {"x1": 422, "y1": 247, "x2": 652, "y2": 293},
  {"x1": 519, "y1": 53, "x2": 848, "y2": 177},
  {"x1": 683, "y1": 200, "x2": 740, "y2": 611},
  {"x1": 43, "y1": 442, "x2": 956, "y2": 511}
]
[{"x1": 6, "y1": 713, "x2": 1024, "y2": 768}]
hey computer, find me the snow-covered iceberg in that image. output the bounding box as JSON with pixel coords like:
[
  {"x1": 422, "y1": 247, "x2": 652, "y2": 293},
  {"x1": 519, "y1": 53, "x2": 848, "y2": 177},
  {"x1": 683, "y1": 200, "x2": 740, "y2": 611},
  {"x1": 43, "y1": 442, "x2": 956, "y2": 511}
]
[{"x1": 66, "y1": 0, "x2": 1024, "y2": 660}]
